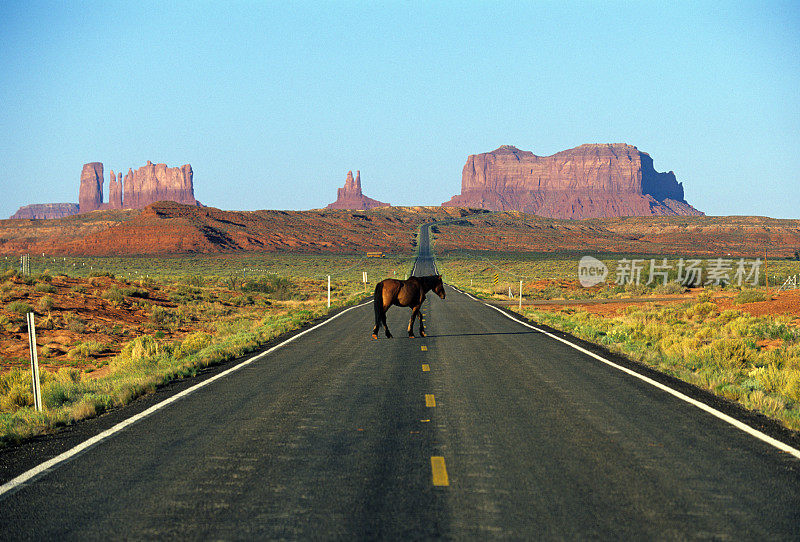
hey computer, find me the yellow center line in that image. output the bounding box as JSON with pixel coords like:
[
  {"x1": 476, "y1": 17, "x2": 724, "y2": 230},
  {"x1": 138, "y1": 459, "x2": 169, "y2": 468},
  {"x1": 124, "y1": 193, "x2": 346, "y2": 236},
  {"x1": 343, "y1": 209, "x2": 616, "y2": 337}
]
[
  {"x1": 421, "y1": 346, "x2": 427, "y2": 351},
  {"x1": 431, "y1": 456, "x2": 449, "y2": 486},
  {"x1": 422, "y1": 364, "x2": 430, "y2": 372},
  {"x1": 425, "y1": 394, "x2": 436, "y2": 407}
]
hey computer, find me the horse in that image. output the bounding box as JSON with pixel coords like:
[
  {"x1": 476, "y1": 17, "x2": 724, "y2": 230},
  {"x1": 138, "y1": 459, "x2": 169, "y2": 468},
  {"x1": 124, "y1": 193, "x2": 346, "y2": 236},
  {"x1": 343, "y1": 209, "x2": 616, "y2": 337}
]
[{"x1": 372, "y1": 275, "x2": 445, "y2": 339}]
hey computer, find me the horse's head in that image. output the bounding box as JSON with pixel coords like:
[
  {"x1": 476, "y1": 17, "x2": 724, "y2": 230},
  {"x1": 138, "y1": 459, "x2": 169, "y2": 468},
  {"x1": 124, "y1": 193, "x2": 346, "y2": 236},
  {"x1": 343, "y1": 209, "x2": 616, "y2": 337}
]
[{"x1": 432, "y1": 275, "x2": 446, "y2": 299}]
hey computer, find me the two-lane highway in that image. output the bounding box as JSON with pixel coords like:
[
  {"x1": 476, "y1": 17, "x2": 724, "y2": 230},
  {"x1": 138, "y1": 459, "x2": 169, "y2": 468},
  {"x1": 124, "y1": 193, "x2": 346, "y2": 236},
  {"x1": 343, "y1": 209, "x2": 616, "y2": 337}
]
[
  {"x1": 2, "y1": 226, "x2": 799, "y2": 539},
  {"x1": 421, "y1": 285, "x2": 800, "y2": 538},
  {"x1": 1, "y1": 299, "x2": 450, "y2": 540}
]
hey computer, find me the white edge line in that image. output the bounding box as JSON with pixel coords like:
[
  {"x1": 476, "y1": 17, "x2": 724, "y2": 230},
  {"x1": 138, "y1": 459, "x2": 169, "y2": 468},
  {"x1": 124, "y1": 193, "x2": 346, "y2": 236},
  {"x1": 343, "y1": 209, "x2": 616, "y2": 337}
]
[
  {"x1": 0, "y1": 300, "x2": 373, "y2": 499},
  {"x1": 448, "y1": 285, "x2": 800, "y2": 460}
]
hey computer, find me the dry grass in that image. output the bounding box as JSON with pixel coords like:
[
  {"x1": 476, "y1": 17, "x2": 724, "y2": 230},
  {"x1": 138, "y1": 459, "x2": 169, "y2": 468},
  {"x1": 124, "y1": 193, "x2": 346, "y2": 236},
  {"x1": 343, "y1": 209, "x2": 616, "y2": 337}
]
[
  {"x1": 518, "y1": 300, "x2": 800, "y2": 430},
  {"x1": 0, "y1": 253, "x2": 412, "y2": 446}
]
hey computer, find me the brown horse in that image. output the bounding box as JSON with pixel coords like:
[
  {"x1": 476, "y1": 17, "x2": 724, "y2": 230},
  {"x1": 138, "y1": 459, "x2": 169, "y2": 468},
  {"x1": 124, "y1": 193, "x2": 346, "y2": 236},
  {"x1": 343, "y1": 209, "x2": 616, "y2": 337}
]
[{"x1": 372, "y1": 275, "x2": 445, "y2": 339}]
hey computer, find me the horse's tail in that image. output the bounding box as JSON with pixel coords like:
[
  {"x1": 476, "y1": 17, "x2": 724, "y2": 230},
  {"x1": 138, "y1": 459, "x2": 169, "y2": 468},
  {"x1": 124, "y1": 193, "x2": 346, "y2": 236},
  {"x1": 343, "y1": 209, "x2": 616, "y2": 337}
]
[{"x1": 373, "y1": 281, "x2": 383, "y2": 327}]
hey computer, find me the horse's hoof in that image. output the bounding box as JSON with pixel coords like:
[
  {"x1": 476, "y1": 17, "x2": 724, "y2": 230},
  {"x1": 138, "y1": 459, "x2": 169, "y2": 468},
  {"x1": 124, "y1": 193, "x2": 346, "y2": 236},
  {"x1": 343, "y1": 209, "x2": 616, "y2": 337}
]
[
  {"x1": 386, "y1": 333, "x2": 393, "y2": 339},
  {"x1": 409, "y1": 334, "x2": 415, "y2": 339},
  {"x1": 420, "y1": 331, "x2": 426, "y2": 337}
]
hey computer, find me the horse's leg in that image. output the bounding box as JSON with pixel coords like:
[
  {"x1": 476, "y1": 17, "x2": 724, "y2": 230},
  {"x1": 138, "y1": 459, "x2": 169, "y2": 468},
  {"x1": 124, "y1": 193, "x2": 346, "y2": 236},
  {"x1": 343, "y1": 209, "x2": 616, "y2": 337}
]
[
  {"x1": 408, "y1": 305, "x2": 420, "y2": 338},
  {"x1": 372, "y1": 308, "x2": 380, "y2": 340},
  {"x1": 418, "y1": 295, "x2": 427, "y2": 337},
  {"x1": 372, "y1": 314, "x2": 381, "y2": 339},
  {"x1": 381, "y1": 288, "x2": 394, "y2": 339},
  {"x1": 372, "y1": 283, "x2": 382, "y2": 339},
  {"x1": 382, "y1": 301, "x2": 392, "y2": 338}
]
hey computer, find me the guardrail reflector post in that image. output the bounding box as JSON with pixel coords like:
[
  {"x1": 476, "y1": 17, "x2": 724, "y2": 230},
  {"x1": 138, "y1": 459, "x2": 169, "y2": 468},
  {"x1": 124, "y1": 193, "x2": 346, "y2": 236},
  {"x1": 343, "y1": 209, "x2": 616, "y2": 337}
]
[{"x1": 26, "y1": 312, "x2": 43, "y2": 412}]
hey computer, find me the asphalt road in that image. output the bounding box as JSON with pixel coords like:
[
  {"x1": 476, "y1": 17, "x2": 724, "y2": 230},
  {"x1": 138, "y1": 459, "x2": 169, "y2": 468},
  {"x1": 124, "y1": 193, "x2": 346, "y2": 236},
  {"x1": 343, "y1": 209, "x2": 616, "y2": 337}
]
[{"x1": 1, "y1": 227, "x2": 800, "y2": 539}]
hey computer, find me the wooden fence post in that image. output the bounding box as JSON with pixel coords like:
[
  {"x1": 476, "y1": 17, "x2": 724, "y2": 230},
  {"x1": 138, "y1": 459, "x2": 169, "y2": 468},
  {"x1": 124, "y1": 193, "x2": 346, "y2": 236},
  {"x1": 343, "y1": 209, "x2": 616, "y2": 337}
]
[{"x1": 26, "y1": 312, "x2": 43, "y2": 412}]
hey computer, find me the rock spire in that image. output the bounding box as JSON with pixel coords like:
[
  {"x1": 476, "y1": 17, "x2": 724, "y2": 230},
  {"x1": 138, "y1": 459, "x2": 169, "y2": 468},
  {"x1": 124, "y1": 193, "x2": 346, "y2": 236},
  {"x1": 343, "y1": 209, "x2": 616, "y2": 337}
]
[
  {"x1": 79, "y1": 162, "x2": 104, "y2": 213},
  {"x1": 326, "y1": 170, "x2": 389, "y2": 210}
]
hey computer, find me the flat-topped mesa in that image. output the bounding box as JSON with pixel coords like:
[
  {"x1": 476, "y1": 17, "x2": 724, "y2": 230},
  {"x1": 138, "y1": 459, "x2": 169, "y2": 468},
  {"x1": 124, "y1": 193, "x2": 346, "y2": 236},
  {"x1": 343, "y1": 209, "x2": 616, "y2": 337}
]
[
  {"x1": 11, "y1": 160, "x2": 198, "y2": 219},
  {"x1": 73, "y1": 160, "x2": 198, "y2": 214},
  {"x1": 326, "y1": 170, "x2": 389, "y2": 210},
  {"x1": 123, "y1": 161, "x2": 196, "y2": 209},
  {"x1": 443, "y1": 143, "x2": 703, "y2": 219},
  {"x1": 10, "y1": 203, "x2": 79, "y2": 220}
]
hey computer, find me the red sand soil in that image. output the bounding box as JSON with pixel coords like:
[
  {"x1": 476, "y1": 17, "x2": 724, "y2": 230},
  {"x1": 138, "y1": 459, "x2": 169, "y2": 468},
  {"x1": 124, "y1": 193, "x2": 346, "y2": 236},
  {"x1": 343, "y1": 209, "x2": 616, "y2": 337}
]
[
  {"x1": 2, "y1": 203, "x2": 799, "y2": 257},
  {"x1": 436, "y1": 213, "x2": 800, "y2": 258},
  {"x1": 526, "y1": 286, "x2": 800, "y2": 323},
  {"x1": 0, "y1": 203, "x2": 474, "y2": 256},
  {"x1": 0, "y1": 275, "x2": 200, "y2": 377},
  {"x1": 713, "y1": 289, "x2": 800, "y2": 330}
]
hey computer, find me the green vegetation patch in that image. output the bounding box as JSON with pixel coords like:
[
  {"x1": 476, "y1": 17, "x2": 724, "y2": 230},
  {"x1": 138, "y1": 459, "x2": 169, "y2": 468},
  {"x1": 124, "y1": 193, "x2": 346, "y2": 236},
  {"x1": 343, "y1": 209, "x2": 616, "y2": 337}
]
[
  {"x1": 735, "y1": 289, "x2": 768, "y2": 304},
  {"x1": 6, "y1": 301, "x2": 33, "y2": 316},
  {"x1": 34, "y1": 283, "x2": 57, "y2": 294}
]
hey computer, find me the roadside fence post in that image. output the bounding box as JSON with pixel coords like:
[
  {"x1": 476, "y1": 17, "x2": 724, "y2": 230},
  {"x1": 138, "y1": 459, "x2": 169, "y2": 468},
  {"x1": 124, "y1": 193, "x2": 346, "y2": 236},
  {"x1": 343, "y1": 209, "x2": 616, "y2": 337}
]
[
  {"x1": 26, "y1": 312, "x2": 43, "y2": 412},
  {"x1": 20, "y1": 254, "x2": 30, "y2": 276}
]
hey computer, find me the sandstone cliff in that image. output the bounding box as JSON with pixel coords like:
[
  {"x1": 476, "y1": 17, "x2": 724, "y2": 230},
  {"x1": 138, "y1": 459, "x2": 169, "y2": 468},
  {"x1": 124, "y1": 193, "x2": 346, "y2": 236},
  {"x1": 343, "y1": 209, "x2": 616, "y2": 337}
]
[
  {"x1": 442, "y1": 144, "x2": 704, "y2": 219},
  {"x1": 123, "y1": 161, "x2": 196, "y2": 209},
  {"x1": 11, "y1": 160, "x2": 198, "y2": 219},
  {"x1": 76, "y1": 160, "x2": 197, "y2": 213},
  {"x1": 326, "y1": 170, "x2": 389, "y2": 210},
  {"x1": 10, "y1": 203, "x2": 79, "y2": 220},
  {"x1": 108, "y1": 171, "x2": 123, "y2": 209},
  {"x1": 79, "y1": 162, "x2": 104, "y2": 213}
]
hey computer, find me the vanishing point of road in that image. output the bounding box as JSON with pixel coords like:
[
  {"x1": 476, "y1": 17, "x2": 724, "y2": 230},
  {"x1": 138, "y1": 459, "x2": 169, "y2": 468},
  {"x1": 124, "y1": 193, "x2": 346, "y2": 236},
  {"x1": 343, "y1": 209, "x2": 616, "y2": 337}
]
[{"x1": 1, "y1": 225, "x2": 799, "y2": 539}]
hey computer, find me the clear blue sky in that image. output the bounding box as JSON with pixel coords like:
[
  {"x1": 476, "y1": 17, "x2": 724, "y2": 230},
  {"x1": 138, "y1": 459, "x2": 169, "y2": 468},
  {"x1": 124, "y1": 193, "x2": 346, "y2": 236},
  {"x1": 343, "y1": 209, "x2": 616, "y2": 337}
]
[{"x1": 2, "y1": 1, "x2": 798, "y2": 219}]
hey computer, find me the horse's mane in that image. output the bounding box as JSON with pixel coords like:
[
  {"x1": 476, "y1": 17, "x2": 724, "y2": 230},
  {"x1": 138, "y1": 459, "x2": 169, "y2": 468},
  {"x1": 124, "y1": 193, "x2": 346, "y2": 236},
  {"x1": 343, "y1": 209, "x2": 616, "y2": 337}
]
[{"x1": 416, "y1": 274, "x2": 442, "y2": 291}]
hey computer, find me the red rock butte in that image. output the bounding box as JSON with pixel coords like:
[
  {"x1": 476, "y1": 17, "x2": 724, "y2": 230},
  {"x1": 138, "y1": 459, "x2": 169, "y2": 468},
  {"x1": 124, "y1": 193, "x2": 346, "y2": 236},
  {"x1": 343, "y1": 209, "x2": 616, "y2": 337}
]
[
  {"x1": 326, "y1": 170, "x2": 389, "y2": 210},
  {"x1": 80, "y1": 160, "x2": 198, "y2": 213},
  {"x1": 11, "y1": 161, "x2": 200, "y2": 219},
  {"x1": 442, "y1": 144, "x2": 704, "y2": 219},
  {"x1": 10, "y1": 203, "x2": 80, "y2": 220}
]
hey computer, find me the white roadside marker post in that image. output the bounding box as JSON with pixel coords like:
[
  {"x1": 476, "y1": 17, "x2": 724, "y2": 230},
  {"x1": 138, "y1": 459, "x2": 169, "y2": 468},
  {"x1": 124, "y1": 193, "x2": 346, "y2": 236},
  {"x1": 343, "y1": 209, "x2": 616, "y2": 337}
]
[
  {"x1": 519, "y1": 280, "x2": 523, "y2": 312},
  {"x1": 26, "y1": 312, "x2": 43, "y2": 412},
  {"x1": 327, "y1": 275, "x2": 331, "y2": 308}
]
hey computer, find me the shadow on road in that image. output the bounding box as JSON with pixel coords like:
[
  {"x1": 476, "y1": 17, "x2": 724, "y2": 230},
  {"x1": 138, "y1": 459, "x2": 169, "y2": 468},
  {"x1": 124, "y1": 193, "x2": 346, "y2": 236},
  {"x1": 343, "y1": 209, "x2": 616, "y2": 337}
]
[{"x1": 424, "y1": 331, "x2": 540, "y2": 338}]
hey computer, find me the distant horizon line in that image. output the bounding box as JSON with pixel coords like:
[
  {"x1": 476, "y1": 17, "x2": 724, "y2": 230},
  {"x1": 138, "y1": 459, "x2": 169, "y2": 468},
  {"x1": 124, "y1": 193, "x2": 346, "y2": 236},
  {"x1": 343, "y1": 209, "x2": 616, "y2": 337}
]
[{"x1": 7, "y1": 200, "x2": 799, "y2": 222}]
